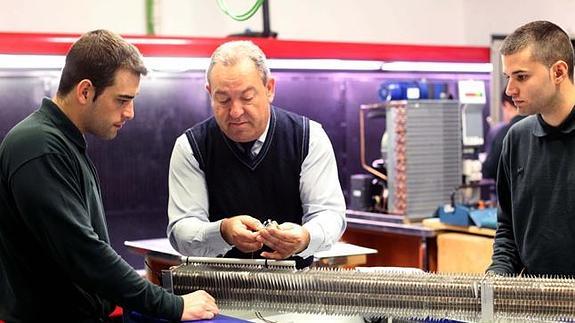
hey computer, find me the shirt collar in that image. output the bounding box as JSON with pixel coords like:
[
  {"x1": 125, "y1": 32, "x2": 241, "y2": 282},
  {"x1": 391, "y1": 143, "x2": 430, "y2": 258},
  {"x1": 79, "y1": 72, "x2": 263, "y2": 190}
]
[
  {"x1": 240, "y1": 106, "x2": 272, "y2": 154},
  {"x1": 225, "y1": 106, "x2": 273, "y2": 154},
  {"x1": 532, "y1": 106, "x2": 575, "y2": 137},
  {"x1": 40, "y1": 97, "x2": 87, "y2": 150},
  {"x1": 510, "y1": 115, "x2": 525, "y2": 125},
  {"x1": 254, "y1": 107, "x2": 272, "y2": 146}
]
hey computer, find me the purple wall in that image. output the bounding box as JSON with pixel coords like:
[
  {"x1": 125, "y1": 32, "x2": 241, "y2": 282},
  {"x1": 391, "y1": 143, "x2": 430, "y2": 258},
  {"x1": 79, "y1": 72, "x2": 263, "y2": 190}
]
[{"x1": 0, "y1": 70, "x2": 490, "y2": 268}]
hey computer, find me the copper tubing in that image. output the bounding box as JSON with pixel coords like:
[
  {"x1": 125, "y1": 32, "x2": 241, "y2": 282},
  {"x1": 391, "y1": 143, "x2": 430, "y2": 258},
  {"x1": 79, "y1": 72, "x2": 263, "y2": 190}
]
[
  {"x1": 358, "y1": 101, "x2": 409, "y2": 182},
  {"x1": 359, "y1": 103, "x2": 388, "y2": 181}
]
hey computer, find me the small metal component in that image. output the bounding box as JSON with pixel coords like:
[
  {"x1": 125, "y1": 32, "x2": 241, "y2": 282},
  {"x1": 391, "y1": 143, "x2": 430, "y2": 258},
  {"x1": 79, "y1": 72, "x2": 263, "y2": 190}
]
[
  {"x1": 179, "y1": 256, "x2": 296, "y2": 269},
  {"x1": 262, "y1": 219, "x2": 278, "y2": 229},
  {"x1": 480, "y1": 278, "x2": 494, "y2": 322}
]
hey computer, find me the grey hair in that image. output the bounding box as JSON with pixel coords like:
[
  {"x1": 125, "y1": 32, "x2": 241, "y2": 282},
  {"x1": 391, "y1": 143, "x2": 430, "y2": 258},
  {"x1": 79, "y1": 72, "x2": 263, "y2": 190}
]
[
  {"x1": 206, "y1": 40, "x2": 271, "y2": 85},
  {"x1": 501, "y1": 20, "x2": 574, "y2": 81}
]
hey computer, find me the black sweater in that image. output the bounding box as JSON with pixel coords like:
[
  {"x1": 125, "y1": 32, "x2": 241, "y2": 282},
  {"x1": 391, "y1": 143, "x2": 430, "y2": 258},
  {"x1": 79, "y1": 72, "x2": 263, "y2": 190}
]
[
  {"x1": 0, "y1": 99, "x2": 182, "y2": 322},
  {"x1": 186, "y1": 106, "x2": 312, "y2": 268},
  {"x1": 488, "y1": 108, "x2": 575, "y2": 275}
]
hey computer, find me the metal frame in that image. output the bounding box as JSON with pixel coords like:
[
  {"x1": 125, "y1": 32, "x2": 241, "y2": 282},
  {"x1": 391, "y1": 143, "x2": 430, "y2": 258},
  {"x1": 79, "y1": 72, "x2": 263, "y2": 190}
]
[{"x1": 0, "y1": 31, "x2": 489, "y2": 62}]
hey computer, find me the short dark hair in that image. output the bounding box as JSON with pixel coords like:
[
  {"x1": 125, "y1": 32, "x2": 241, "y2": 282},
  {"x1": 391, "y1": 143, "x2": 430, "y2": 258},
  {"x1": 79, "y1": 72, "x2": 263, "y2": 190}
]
[
  {"x1": 501, "y1": 91, "x2": 514, "y2": 106},
  {"x1": 57, "y1": 30, "x2": 148, "y2": 101},
  {"x1": 500, "y1": 20, "x2": 574, "y2": 81}
]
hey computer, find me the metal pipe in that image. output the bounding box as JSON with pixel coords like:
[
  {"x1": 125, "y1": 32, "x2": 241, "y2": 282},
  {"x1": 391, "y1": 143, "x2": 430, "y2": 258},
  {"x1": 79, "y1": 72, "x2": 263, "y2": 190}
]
[{"x1": 359, "y1": 103, "x2": 388, "y2": 181}]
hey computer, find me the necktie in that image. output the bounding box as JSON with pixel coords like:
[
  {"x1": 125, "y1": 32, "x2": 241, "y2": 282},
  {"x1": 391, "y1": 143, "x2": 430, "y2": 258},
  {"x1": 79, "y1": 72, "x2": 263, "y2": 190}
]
[{"x1": 240, "y1": 140, "x2": 256, "y2": 160}]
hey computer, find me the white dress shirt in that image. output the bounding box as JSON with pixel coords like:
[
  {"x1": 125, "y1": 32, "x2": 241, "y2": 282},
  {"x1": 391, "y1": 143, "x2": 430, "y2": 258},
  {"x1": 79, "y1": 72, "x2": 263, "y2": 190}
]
[{"x1": 167, "y1": 117, "x2": 346, "y2": 259}]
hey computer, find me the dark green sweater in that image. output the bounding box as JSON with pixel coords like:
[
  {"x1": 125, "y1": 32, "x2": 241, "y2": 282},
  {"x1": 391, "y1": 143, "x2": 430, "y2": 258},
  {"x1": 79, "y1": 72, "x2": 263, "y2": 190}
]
[
  {"x1": 0, "y1": 98, "x2": 182, "y2": 322},
  {"x1": 488, "y1": 107, "x2": 575, "y2": 275}
]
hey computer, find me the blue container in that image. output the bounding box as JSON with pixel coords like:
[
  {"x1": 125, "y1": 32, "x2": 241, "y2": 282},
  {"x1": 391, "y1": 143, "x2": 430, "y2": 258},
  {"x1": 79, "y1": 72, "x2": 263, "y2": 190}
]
[
  {"x1": 437, "y1": 204, "x2": 473, "y2": 227},
  {"x1": 378, "y1": 81, "x2": 429, "y2": 101}
]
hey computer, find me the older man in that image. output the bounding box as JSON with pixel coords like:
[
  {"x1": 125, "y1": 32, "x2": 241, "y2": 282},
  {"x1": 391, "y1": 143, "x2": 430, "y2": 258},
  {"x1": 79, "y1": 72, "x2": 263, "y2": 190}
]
[{"x1": 167, "y1": 40, "x2": 346, "y2": 269}]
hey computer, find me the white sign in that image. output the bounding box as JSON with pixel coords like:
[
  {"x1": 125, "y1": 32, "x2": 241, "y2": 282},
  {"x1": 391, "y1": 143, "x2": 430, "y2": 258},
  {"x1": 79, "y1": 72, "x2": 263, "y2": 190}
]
[{"x1": 458, "y1": 80, "x2": 486, "y2": 104}]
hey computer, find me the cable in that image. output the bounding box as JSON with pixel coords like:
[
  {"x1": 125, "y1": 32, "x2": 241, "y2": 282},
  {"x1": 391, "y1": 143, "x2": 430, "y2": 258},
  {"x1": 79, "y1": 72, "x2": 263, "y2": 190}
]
[
  {"x1": 255, "y1": 311, "x2": 277, "y2": 323},
  {"x1": 145, "y1": 0, "x2": 155, "y2": 35},
  {"x1": 144, "y1": 259, "x2": 162, "y2": 283},
  {"x1": 216, "y1": 0, "x2": 265, "y2": 21}
]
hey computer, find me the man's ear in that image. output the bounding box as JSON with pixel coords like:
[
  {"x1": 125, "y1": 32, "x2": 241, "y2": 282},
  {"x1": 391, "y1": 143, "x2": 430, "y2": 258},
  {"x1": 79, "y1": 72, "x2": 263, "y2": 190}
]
[
  {"x1": 552, "y1": 61, "x2": 568, "y2": 84},
  {"x1": 266, "y1": 78, "x2": 276, "y2": 103},
  {"x1": 205, "y1": 83, "x2": 211, "y2": 95},
  {"x1": 76, "y1": 79, "x2": 93, "y2": 104}
]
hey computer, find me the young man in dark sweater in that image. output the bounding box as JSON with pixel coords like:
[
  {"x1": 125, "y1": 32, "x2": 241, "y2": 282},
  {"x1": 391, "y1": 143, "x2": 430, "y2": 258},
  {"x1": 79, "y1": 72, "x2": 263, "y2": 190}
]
[
  {"x1": 0, "y1": 30, "x2": 218, "y2": 322},
  {"x1": 488, "y1": 21, "x2": 575, "y2": 276}
]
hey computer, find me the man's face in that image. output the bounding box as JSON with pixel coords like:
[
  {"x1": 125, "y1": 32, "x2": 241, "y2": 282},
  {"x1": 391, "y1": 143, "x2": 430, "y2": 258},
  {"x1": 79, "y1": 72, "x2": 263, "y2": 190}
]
[
  {"x1": 206, "y1": 59, "x2": 275, "y2": 143},
  {"x1": 503, "y1": 46, "x2": 558, "y2": 116},
  {"x1": 85, "y1": 69, "x2": 140, "y2": 140}
]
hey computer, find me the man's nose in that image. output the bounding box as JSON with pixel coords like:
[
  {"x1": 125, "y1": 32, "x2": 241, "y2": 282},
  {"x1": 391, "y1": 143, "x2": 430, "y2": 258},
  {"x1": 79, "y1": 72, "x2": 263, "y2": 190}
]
[
  {"x1": 505, "y1": 79, "x2": 517, "y2": 97},
  {"x1": 229, "y1": 100, "x2": 244, "y2": 119},
  {"x1": 123, "y1": 102, "x2": 135, "y2": 120}
]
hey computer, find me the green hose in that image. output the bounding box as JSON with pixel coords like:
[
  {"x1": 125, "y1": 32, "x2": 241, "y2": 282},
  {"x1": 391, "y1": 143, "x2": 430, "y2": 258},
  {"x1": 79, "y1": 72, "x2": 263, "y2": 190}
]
[
  {"x1": 146, "y1": 0, "x2": 155, "y2": 35},
  {"x1": 216, "y1": 0, "x2": 265, "y2": 21}
]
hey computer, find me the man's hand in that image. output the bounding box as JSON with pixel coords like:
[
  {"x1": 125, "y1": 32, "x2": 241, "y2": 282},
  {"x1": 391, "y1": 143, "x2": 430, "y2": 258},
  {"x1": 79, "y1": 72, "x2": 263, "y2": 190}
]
[
  {"x1": 181, "y1": 290, "x2": 219, "y2": 321},
  {"x1": 256, "y1": 222, "x2": 310, "y2": 259},
  {"x1": 220, "y1": 215, "x2": 264, "y2": 253}
]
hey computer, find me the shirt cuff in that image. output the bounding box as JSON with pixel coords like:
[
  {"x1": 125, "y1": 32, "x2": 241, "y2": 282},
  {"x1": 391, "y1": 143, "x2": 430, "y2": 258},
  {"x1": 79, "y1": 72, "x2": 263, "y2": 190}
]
[
  {"x1": 297, "y1": 221, "x2": 325, "y2": 258},
  {"x1": 204, "y1": 219, "x2": 233, "y2": 256}
]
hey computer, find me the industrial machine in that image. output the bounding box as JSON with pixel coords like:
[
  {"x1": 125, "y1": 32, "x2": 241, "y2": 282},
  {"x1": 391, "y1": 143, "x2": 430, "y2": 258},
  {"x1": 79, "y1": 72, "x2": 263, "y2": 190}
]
[
  {"x1": 356, "y1": 100, "x2": 462, "y2": 221},
  {"x1": 351, "y1": 78, "x2": 494, "y2": 223},
  {"x1": 162, "y1": 258, "x2": 575, "y2": 322}
]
